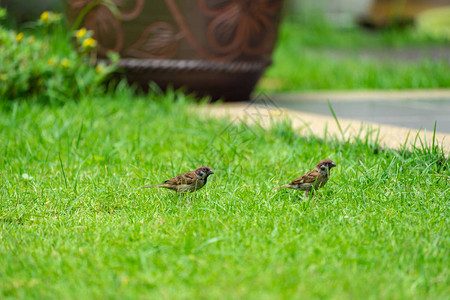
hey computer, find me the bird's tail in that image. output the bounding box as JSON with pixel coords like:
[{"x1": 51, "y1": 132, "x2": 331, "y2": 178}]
[
  {"x1": 138, "y1": 184, "x2": 165, "y2": 189},
  {"x1": 275, "y1": 184, "x2": 290, "y2": 190}
]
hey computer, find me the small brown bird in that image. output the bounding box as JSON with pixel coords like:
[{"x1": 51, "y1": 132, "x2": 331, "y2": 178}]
[
  {"x1": 277, "y1": 159, "x2": 336, "y2": 198},
  {"x1": 139, "y1": 166, "x2": 214, "y2": 193}
]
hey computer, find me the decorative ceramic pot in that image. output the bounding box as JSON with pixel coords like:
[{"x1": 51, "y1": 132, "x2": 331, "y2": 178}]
[{"x1": 67, "y1": 0, "x2": 284, "y2": 100}]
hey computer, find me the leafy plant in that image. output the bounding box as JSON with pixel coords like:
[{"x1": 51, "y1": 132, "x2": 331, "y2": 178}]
[{"x1": 0, "y1": 8, "x2": 118, "y2": 103}]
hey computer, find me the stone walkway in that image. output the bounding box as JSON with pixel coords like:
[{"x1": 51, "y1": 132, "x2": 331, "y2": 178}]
[
  {"x1": 203, "y1": 89, "x2": 450, "y2": 154},
  {"x1": 272, "y1": 89, "x2": 450, "y2": 133}
]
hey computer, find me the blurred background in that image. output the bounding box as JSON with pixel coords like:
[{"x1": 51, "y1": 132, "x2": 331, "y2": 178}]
[
  {"x1": 1, "y1": 0, "x2": 449, "y2": 94},
  {"x1": 285, "y1": 0, "x2": 450, "y2": 29}
]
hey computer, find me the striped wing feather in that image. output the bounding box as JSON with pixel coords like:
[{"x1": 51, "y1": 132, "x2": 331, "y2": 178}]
[
  {"x1": 164, "y1": 171, "x2": 198, "y2": 186},
  {"x1": 290, "y1": 169, "x2": 320, "y2": 185}
]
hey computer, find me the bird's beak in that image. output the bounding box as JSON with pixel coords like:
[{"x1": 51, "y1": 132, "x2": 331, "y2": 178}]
[
  {"x1": 209, "y1": 170, "x2": 215, "y2": 174},
  {"x1": 330, "y1": 163, "x2": 337, "y2": 168}
]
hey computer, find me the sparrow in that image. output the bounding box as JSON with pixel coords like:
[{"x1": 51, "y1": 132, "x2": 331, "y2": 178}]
[
  {"x1": 276, "y1": 159, "x2": 336, "y2": 198},
  {"x1": 139, "y1": 166, "x2": 214, "y2": 193}
]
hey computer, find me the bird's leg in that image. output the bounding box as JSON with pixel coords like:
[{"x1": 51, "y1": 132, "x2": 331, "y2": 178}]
[
  {"x1": 304, "y1": 190, "x2": 310, "y2": 198},
  {"x1": 298, "y1": 190, "x2": 309, "y2": 201}
]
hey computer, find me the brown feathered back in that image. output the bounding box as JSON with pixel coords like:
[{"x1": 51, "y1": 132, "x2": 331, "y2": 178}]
[{"x1": 290, "y1": 169, "x2": 321, "y2": 185}]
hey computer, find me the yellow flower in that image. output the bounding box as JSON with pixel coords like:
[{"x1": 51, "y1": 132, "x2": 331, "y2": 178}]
[
  {"x1": 28, "y1": 36, "x2": 35, "y2": 45},
  {"x1": 82, "y1": 37, "x2": 97, "y2": 49},
  {"x1": 76, "y1": 28, "x2": 87, "y2": 39},
  {"x1": 16, "y1": 32, "x2": 24, "y2": 43},
  {"x1": 47, "y1": 58, "x2": 55, "y2": 66},
  {"x1": 0, "y1": 74, "x2": 7, "y2": 81},
  {"x1": 40, "y1": 11, "x2": 60, "y2": 24},
  {"x1": 95, "y1": 64, "x2": 104, "y2": 74},
  {"x1": 61, "y1": 58, "x2": 70, "y2": 68},
  {"x1": 40, "y1": 11, "x2": 50, "y2": 23}
]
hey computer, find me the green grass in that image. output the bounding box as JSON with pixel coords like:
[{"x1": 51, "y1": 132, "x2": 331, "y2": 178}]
[
  {"x1": 259, "y1": 21, "x2": 450, "y2": 91},
  {"x1": 1, "y1": 90, "x2": 449, "y2": 299}
]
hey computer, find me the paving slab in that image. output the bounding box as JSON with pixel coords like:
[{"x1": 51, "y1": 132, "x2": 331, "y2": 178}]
[
  {"x1": 271, "y1": 89, "x2": 450, "y2": 133},
  {"x1": 202, "y1": 90, "x2": 450, "y2": 154}
]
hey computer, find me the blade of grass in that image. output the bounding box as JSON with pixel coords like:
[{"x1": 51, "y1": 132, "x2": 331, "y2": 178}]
[
  {"x1": 432, "y1": 121, "x2": 437, "y2": 154},
  {"x1": 327, "y1": 100, "x2": 344, "y2": 138},
  {"x1": 59, "y1": 153, "x2": 68, "y2": 189},
  {"x1": 75, "y1": 121, "x2": 84, "y2": 149}
]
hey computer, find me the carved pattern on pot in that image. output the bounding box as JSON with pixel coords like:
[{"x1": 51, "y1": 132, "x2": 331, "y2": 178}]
[
  {"x1": 69, "y1": 0, "x2": 91, "y2": 10},
  {"x1": 83, "y1": 5, "x2": 124, "y2": 54},
  {"x1": 197, "y1": 0, "x2": 282, "y2": 57},
  {"x1": 114, "y1": 0, "x2": 145, "y2": 20},
  {"x1": 69, "y1": 0, "x2": 282, "y2": 62},
  {"x1": 123, "y1": 22, "x2": 182, "y2": 59},
  {"x1": 69, "y1": 0, "x2": 144, "y2": 56}
]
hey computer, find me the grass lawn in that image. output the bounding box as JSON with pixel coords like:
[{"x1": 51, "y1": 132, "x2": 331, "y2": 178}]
[
  {"x1": 259, "y1": 21, "x2": 450, "y2": 91},
  {"x1": 1, "y1": 90, "x2": 448, "y2": 299}
]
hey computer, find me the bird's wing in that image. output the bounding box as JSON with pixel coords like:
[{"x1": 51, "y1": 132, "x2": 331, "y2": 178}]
[
  {"x1": 290, "y1": 169, "x2": 320, "y2": 185},
  {"x1": 164, "y1": 171, "x2": 197, "y2": 186}
]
